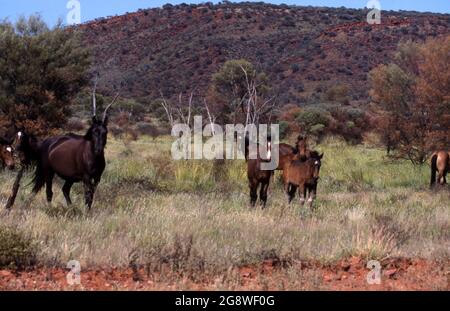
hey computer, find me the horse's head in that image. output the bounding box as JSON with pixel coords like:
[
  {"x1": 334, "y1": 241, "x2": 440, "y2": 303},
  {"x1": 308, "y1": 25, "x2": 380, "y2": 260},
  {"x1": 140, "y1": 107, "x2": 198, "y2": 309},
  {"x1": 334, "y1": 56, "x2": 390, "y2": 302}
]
[
  {"x1": 87, "y1": 117, "x2": 109, "y2": 156},
  {"x1": 294, "y1": 134, "x2": 308, "y2": 158},
  {"x1": 12, "y1": 130, "x2": 23, "y2": 149},
  {"x1": 12, "y1": 131, "x2": 40, "y2": 166},
  {"x1": 311, "y1": 152, "x2": 323, "y2": 180},
  {"x1": 88, "y1": 77, "x2": 119, "y2": 156},
  {"x1": 1, "y1": 145, "x2": 15, "y2": 170}
]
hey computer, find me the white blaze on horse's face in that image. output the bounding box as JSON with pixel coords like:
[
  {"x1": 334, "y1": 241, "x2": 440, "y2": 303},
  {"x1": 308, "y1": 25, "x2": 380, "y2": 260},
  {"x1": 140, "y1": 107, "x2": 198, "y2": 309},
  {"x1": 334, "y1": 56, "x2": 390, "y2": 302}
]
[
  {"x1": 6, "y1": 147, "x2": 12, "y2": 153},
  {"x1": 17, "y1": 131, "x2": 22, "y2": 139},
  {"x1": 313, "y1": 160, "x2": 321, "y2": 178},
  {"x1": 267, "y1": 142, "x2": 271, "y2": 160}
]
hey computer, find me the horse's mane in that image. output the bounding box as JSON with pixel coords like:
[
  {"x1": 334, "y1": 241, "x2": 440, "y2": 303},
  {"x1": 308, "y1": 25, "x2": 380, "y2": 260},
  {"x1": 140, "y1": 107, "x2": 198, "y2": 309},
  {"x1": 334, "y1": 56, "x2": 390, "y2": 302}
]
[
  {"x1": 84, "y1": 126, "x2": 94, "y2": 140},
  {"x1": 65, "y1": 132, "x2": 85, "y2": 139},
  {"x1": 18, "y1": 132, "x2": 41, "y2": 167},
  {"x1": 83, "y1": 120, "x2": 103, "y2": 141},
  {"x1": 309, "y1": 150, "x2": 321, "y2": 159}
]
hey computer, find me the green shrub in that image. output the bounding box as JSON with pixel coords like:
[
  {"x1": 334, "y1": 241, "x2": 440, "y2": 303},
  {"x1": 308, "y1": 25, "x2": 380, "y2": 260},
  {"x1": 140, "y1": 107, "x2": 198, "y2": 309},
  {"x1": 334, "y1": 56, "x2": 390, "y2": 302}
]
[
  {"x1": 116, "y1": 99, "x2": 147, "y2": 119},
  {"x1": 346, "y1": 121, "x2": 355, "y2": 128},
  {"x1": 323, "y1": 84, "x2": 350, "y2": 104},
  {"x1": 344, "y1": 107, "x2": 364, "y2": 120},
  {"x1": 296, "y1": 107, "x2": 330, "y2": 128},
  {"x1": 310, "y1": 123, "x2": 325, "y2": 134},
  {"x1": 0, "y1": 226, "x2": 37, "y2": 269},
  {"x1": 136, "y1": 122, "x2": 159, "y2": 138}
]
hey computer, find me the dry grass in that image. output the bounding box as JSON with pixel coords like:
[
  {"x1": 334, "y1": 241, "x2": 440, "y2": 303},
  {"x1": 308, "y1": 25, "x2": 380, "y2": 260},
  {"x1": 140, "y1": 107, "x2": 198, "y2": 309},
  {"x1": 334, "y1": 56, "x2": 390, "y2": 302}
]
[{"x1": 0, "y1": 136, "x2": 448, "y2": 276}]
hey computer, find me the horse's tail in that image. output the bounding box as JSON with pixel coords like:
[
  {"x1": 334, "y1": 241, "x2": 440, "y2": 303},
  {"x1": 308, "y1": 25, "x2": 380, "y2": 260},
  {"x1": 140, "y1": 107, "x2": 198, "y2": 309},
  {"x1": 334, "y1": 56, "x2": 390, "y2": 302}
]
[
  {"x1": 430, "y1": 153, "x2": 437, "y2": 188},
  {"x1": 31, "y1": 161, "x2": 45, "y2": 194}
]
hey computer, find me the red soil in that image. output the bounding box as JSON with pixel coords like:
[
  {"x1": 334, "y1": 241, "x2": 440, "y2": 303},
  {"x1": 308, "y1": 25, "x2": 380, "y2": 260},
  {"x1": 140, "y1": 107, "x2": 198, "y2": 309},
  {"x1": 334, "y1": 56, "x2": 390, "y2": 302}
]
[{"x1": 0, "y1": 257, "x2": 448, "y2": 291}]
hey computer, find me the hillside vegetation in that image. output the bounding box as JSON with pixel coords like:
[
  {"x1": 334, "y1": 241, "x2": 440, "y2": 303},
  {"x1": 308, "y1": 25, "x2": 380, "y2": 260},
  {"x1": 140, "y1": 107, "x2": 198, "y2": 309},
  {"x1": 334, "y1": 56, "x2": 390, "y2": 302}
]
[{"x1": 78, "y1": 2, "x2": 449, "y2": 105}]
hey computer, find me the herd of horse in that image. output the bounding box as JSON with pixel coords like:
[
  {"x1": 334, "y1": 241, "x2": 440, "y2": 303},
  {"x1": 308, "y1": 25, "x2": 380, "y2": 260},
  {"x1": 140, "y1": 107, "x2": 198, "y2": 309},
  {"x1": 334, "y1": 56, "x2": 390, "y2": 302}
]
[
  {"x1": 245, "y1": 135, "x2": 324, "y2": 208},
  {"x1": 0, "y1": 90, "x2": 448, "y2": 210}
]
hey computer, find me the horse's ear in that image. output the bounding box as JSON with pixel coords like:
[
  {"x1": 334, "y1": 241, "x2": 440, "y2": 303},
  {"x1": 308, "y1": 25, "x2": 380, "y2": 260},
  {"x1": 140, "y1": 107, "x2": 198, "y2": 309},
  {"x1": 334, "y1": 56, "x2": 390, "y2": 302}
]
[
  {"x1": 319, "y1": 153, "x2": 324, "y2": 159},
  {"x1": 103, "y1": 115, "x2": 109, "y2": 126},
  {"x1": 92, "y1": 116, "x2": 98, "y2": 124}
]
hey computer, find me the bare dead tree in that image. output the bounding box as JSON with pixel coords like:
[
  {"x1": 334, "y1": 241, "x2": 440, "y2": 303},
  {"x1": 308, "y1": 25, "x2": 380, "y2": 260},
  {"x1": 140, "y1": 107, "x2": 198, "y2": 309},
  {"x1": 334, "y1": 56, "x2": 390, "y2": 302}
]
[
  {"x1": 159, "y1": 90, "x2": 196, "y2": 132},
  {"x1": 204, "y1": 99, "x2": 217, "y2": 136},
  {"x1": 239, "y1": 65, "x2": 276, "y2": 127},
  {"x1": 175, "y1": 91, "x2": 194, "y2": 126},
  {"x1": 159, "y1": 91, "x2": 175, "y2": 127}
]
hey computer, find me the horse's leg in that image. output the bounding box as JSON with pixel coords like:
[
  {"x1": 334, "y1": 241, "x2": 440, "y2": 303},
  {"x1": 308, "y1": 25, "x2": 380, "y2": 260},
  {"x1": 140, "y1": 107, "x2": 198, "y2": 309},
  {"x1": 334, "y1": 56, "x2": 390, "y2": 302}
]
[
  {"x1": 441, "y1": 167, "x2": 447, "y2": 185},
  {"x1": 62, "y1": 181, "x2": 74, "y2": 206},
  {"x1": 284, "y1": 182, "x2": 291, "y2": 203},
  {"x1": 93, "y1": 176, "x2": 102, "y2": 194},
  {"x1": 249, "y1": 181, "x2": 257, "y2": 207},
  {"x1": 259, "y1": 181, "x2": 269, "y2": 208},
  {"x1": 307, "y1": 185, "x2": 316, "y2": 208},
  {"x1": 83, "y1": 177, "x2": 94, "y2": 210},
  {"x1": 45, "y1": 171, "x2": 55, "y2": 203},
  {"x1": 299, "y1": 183, "x2": 306, "y2": 206},
  {"x1": 437, "y1": 171, "x2": 444, "y2": 185},
  {"x1": 289, "y1": 184, "x2": 296, "y2": 203},
  {"x1": 285, "y1": 183, "x2": 296, "y2": 204},
  {"x1": 88, "y1": 176, "x2": 101, "y2": 207}
]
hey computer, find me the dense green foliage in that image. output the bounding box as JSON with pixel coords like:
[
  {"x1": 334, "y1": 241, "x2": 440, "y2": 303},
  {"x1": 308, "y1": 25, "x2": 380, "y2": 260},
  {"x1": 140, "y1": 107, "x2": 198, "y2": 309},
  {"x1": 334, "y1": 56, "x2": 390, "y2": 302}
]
[{"x1": 0, "y1": 15, "x2": 90, "y2": 134}]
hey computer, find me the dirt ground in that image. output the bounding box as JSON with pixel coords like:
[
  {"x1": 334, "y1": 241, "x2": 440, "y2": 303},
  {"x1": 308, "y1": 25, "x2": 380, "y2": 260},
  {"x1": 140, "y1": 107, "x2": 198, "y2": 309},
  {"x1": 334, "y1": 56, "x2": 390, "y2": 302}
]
[{"x1": 0, "y1": 257, "x2": 448, "y2": 291}]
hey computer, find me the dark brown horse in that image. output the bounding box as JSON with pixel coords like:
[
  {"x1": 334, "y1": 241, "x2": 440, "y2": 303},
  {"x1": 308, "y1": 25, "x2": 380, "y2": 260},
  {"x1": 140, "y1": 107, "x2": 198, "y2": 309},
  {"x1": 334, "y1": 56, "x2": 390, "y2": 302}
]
[
  {"x1": 246, "y1": 135, "x2": 273, "y2": 208},
  {"x1": 16, "y1": 86, "x2": 118, "y2": 210},
  {"x1": 284, "y1": 153, "x2": 323, "y2": 207},
  {"x1": 430, "y1": 151, "x2": 449, "y2": 188}
]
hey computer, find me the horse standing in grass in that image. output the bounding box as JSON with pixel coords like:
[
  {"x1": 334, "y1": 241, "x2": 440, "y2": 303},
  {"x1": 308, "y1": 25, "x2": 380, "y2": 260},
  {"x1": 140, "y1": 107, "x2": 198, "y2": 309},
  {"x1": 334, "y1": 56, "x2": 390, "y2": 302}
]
[
  {"x1": 15, "y1": 85, "x2": 118, "y2": 210},
  {"x1": 284, "y1": 153, "x2": 323, "y2": 207},
  {"x1": 280, "y1": 135, "x2": 322, "y2": 206},
  {"x1": 430, "y1": 151, "x2": 449, "y2": 188},
  {"x1": 246, "y1": 135, "x2": 273, "y2": 208}
]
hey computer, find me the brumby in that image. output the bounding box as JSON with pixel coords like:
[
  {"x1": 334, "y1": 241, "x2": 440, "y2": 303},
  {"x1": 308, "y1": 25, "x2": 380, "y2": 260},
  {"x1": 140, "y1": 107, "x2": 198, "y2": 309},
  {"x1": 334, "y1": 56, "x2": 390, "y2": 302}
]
[
  {"x1": 16, "y1": 81, "x2": 118, "y2": 210},
  {"x1": 430, "y1": 151, "x2": 449, "y2": 188}
]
